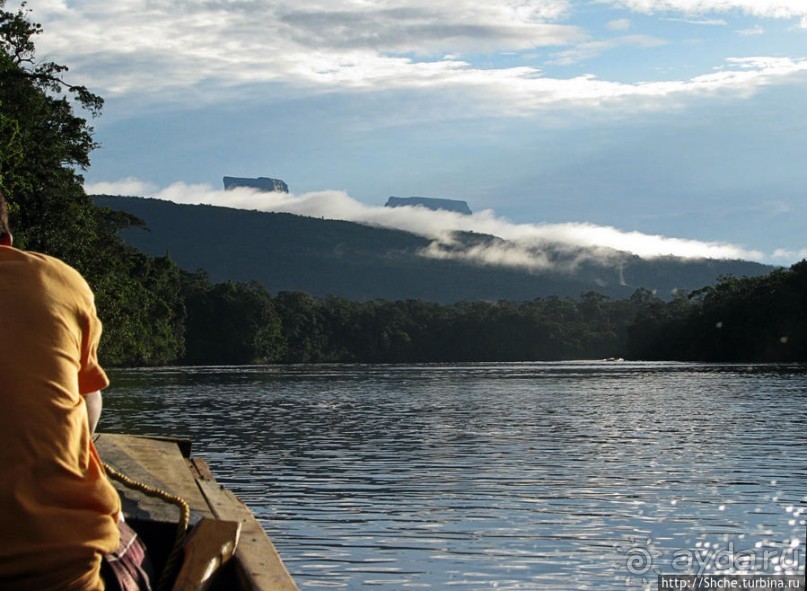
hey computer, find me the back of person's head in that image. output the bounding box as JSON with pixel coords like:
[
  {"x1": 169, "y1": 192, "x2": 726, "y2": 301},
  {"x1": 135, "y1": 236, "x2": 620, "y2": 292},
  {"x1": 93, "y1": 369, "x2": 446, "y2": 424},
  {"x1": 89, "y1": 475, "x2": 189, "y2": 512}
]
[{"x1": 0, "y1": 192, "x2": 11, "y2": 242}]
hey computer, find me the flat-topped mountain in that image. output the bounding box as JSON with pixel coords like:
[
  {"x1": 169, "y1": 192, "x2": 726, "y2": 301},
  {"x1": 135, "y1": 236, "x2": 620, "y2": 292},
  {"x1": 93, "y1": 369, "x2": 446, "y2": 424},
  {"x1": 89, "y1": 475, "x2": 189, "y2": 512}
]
[
  {"x1": 223, "y1": 176, "x2": 289, "y2": 193},
  {"x1": 386, "y1": 196, "x2": 472, "y2": 215}
]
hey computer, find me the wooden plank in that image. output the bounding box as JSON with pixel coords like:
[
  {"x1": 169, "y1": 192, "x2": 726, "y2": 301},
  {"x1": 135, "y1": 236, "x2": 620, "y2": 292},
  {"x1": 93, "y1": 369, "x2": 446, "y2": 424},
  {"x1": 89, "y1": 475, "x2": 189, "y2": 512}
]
[
  {"x1": 187, "y1": 457, "x2": 215, "y2": 481},
  {"x1": 171, "y1": 518, "x2": 241, "y2": 591},
  {"x1": 197, "y1": 480, "x2": 299, "y2": 591},
  {"x1": 96, "y1": 434, "x2": 214, "y2": 522},
  {"x1": 146, "y1": 435, "x2": 193, "y2": 458}
]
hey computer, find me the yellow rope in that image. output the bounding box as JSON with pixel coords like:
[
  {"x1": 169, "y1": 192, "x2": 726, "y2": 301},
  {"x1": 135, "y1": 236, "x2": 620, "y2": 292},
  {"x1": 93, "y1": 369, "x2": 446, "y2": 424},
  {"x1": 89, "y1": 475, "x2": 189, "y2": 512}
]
[{"x1": 103, "y1": 461, "x2": 190, "y2": 591}]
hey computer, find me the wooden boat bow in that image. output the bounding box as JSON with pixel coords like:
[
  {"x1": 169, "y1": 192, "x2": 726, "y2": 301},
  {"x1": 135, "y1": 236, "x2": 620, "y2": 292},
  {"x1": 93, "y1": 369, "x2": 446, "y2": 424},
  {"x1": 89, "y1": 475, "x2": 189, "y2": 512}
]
[{"x1": 96, "y1": 433, "x2": 298, "y2": 591}]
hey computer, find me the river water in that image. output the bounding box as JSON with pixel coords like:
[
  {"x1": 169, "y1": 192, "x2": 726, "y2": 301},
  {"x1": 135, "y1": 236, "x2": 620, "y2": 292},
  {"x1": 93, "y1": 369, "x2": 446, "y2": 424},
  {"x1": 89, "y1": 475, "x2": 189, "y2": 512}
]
[{"x1": 102, "y1": 362, "x2": 807, "y2": 590}]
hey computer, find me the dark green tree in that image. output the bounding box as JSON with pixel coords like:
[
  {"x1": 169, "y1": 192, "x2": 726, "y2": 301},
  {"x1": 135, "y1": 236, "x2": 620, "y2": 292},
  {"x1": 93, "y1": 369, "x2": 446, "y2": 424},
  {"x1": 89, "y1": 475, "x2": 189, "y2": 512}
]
[
  {"x1": 624, "y1": 262, "x2": 807, "y2": 362},
  {"x1": 273, "y1": 291, "x2": 329, "y2": 363},
  {"x1": 183, "y1": 278, "x2": 283, "y2": 365}
]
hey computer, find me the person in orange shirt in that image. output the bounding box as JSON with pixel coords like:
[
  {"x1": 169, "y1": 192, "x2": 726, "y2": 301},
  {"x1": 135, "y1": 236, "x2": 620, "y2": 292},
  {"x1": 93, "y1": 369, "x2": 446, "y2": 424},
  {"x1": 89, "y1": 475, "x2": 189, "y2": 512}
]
[{"x1": 0, "y1": 192, "x2": 152, "y2": 590}]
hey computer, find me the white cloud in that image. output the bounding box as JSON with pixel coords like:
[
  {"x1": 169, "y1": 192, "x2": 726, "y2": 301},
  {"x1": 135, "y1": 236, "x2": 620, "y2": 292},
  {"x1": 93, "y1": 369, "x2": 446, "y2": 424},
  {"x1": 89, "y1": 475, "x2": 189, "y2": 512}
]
[
  {"x1": 497, "y1": 56, "x2": 807, "y2": 114},
  {"x1": 599, "y1": 0, "x2": 807, "y2": 19},
  {"x1": 278, "y1": 4, "x2": 580, "y2": 54},
  {"x1": 87, "y1": 179, "x2": 767, "y2": 267},
  {"x1": 772, "y1": 248, "x2": 807, "y2": 262},
  {"x1": 548, "y1": 34, "x2": 667, "y2": 65},
  {"x1": 22, "y1": 0, "x2": 582, "y2": 92},
  {"x1": 13, "y1": 0, "x2": 807, "y2": 116},
  {"x1": 607, "y1": 18, "x2": 633, "y2": 31},
  {"x1": 665, "y1": 17, "x2": 727, "y2": 25},
  {"x1": 85, "y1": 177, "x2": 158, "y2": 196},
  {"x1": 737, "y1": 25, "x2": 765, "y2": 36}
]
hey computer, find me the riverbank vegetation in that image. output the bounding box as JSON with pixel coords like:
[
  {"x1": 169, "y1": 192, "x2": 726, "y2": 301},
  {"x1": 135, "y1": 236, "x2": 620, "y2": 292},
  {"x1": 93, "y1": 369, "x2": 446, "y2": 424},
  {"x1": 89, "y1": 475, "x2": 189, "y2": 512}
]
[
  {"x1": 2, "y1": 4, "x2": 805, "y2": 367},
  {"x1": 172, "y1": 267, "x2": 807, "y2": 365}
]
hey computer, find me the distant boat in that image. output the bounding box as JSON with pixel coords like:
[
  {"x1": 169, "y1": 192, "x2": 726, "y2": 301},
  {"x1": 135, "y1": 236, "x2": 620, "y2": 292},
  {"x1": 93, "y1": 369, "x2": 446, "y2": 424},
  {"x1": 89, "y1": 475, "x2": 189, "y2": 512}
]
[{"x1": 96, "y1": 433, "x2": 298, "y2": 591}]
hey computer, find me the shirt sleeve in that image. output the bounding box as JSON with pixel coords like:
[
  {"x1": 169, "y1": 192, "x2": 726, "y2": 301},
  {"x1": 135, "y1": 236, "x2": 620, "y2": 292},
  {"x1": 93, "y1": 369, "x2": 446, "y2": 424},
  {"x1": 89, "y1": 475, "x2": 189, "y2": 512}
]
[{"x1": 78, "y1": 302, "x2": 110, "y2": 395}]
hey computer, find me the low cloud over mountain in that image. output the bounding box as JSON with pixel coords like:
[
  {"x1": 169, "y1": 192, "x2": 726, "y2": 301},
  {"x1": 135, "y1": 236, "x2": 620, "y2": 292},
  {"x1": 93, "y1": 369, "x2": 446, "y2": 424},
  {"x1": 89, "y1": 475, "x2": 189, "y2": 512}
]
[
  {"x1": 91, "y1": 192, "x2": 772, "y2": 304},
  {"x1": 86, "y1": 180, "x2": 768, "y2": 276}
]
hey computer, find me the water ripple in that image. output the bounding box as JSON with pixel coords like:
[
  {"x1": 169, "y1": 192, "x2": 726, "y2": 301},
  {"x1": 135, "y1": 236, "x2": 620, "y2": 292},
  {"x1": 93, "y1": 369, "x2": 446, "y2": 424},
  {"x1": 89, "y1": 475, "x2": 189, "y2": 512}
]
[{"x1": 103, "y1": 362, "x2": 807, "y2": 590}]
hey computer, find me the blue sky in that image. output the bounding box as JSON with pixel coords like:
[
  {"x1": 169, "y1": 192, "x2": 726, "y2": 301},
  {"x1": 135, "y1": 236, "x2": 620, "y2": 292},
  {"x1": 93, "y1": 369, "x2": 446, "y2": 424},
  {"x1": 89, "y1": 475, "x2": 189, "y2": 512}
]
[{"x1": 17, "y1": 0, "x2": 807, "y2": 266}]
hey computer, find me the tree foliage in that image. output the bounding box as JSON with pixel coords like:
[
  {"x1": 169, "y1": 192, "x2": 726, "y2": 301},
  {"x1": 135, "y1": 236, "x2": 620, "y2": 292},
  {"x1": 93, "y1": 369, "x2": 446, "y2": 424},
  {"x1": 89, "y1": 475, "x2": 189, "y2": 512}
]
[
  {"x1": 182, "y1": 274, "x2": 284, "y2": 365},
  {"x1": 625, "y1": 262, "x2": 807, "y2": 362},
  {"x1": 254, "y1": 292, "x2": 637, "y2": 363},
  {"x1": 177, "y1": 261, "x2": 805, "y2": 365}
]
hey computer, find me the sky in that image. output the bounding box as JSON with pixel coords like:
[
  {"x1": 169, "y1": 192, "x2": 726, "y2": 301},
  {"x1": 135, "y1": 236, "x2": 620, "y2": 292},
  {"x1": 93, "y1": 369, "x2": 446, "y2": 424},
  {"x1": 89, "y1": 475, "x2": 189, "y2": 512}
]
[{"x1": 14, "y1": 0, "x2": 807, "y2": 266}]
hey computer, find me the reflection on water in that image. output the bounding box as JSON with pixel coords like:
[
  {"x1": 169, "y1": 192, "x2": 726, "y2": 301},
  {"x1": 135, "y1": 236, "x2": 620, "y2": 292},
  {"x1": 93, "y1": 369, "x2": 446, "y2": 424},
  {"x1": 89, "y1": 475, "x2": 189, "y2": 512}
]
[{"x1": 102, "y1": 362, "x2": 807, "y2": 590}]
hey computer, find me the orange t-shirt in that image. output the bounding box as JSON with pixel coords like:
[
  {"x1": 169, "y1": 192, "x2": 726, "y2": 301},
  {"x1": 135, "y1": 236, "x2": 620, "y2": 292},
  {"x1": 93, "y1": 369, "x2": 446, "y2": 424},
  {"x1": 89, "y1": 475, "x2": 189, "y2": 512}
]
[{"x1": 0, "y1": 247, "x2": 121, "y2": 591}]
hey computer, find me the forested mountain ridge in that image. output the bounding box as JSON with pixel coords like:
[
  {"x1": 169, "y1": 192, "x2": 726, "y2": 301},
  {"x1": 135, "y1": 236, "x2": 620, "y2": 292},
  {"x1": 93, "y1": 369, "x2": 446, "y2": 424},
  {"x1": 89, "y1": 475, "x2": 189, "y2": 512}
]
[{"x1": 93, "y1": 195, "x2": 773, "y2": 303}]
